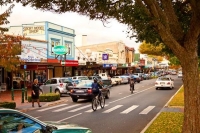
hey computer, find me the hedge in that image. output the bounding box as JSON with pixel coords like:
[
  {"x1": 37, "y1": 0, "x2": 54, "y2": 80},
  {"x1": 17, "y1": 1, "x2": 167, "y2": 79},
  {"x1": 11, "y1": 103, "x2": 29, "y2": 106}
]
[
  {"x1": 0, "y1": 102, "x2": 16, "y2": 109},
  {"x1": 28, "y1": 93, "x2": 60, "y2": 102}
]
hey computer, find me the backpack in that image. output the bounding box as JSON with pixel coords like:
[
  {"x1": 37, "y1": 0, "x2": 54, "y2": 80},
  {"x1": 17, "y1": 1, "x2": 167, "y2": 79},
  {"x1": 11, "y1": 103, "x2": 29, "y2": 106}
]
[{"x1": 92, "y1": 83, "x2": 99, "y2": 93}]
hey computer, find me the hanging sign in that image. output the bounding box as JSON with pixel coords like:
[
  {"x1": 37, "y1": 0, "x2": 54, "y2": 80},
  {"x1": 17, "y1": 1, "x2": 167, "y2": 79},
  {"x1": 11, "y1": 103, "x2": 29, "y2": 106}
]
[{"x1": 53, "y1": 45, "x2": 68, "y2": 55}]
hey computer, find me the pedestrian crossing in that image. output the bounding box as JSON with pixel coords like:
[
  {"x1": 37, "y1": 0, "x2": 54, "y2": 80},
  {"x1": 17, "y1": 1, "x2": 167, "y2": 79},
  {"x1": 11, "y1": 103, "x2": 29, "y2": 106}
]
[{"x1": 37, "y1": 104, "x2": 155, "y2": 115}]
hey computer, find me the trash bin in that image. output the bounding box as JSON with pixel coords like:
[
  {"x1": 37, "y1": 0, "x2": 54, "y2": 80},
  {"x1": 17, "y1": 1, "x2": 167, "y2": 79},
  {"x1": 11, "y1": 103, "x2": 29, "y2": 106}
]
[{"x1": 1, "y1": 83, "x2": 7, "y2": 91}]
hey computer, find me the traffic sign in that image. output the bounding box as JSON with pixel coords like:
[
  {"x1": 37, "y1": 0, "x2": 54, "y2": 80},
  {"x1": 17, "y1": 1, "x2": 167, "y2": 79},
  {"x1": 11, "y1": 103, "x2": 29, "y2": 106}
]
[{"x1": 24, "y1": 65, "x2": 27, "y2": 69}]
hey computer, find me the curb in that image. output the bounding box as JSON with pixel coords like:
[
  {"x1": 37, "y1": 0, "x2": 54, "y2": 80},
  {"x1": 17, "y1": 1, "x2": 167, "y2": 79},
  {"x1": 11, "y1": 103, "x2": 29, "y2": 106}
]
[
  {"x1": 18, "y1": 99, "x2": 68, "y2": 113},
  {"x1": 140, "y1": 84, "x2": 183, "y2": 133}
]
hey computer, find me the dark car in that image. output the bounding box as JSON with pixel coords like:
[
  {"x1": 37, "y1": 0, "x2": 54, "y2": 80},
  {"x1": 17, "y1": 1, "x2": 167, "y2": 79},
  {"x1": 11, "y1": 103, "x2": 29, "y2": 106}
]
[
  {"x1": 130, "y1": 75, "x2": 141, "y2": 83},
  {"x1": 88, "y1": 76, "x2": 102, "y2": 81},
  {"x1": 69, "y1": 80, "x2": 110, "y2": 102}
]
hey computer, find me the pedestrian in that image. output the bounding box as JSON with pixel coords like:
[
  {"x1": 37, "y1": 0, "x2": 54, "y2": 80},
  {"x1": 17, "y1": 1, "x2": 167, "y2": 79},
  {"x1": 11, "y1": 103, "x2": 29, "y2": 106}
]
[
  {"x1": 130, "y1": 78, "x2": 135, "y2": 91},
  {"x1": 31, "y1": 79, "x2": 41, "y2": 107}
]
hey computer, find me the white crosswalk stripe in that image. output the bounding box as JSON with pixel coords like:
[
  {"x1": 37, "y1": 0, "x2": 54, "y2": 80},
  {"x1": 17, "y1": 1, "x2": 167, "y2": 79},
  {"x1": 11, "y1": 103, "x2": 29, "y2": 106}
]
[
  {"x1": 53, "y1": 104, "x2": 81, "y2": 112},
  {"x1": 37, "y1": 104, "x2": 67, "y2": 112},
  {"x1": 139, "y1": 106, "x2": 155, "y2": 114},
  {"x1": 103, "y1": 105, "x2": 123, "y2": 113},
  {"x1": 120, "y1": 105, "x2": 139, "y2": 114},
  {"x1": 85, "y1": 104, "x2": 109, "y2": 113},
  {"x1": 68, "y1": 105, "x2": 91, "y2": 112}
]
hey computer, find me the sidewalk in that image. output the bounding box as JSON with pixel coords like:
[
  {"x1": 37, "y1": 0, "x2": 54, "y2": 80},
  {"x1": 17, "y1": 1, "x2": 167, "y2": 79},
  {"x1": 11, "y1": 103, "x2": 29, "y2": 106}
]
[{"x1": 0, "y1": 89, "x2": 68, "y2": 112}]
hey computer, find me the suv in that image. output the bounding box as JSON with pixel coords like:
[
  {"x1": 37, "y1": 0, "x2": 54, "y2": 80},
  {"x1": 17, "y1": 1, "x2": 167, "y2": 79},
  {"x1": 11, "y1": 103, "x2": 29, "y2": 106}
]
[{"x1": 40, "y1": 77, "x2": 74, "y2": 96}]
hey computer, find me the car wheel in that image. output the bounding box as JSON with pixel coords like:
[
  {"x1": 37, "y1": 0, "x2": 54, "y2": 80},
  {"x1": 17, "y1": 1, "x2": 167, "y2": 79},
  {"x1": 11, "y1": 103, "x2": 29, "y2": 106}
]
[
  {"x1": 105, "y1": 91, "x2": 110, "y2": 99},
  {"x1": 137, "y1": 81, "x2": 140, "y2": 83},
  {"x1": 72, "y1": 98, "x2": 78, "y2": 102},
  {"x1": 39, "y1": 89, "x2": 43, "y2": 95},
  {"x1": 55, "y1": 89, "x2": 61, "y2": 96},
  {"x1": 156, "y1": 87, "x2": 158, "y2": 90}
]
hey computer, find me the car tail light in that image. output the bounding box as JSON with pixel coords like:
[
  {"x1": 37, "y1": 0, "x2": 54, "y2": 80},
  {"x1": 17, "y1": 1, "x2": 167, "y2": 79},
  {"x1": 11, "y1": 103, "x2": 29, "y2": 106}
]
[
  {"x1": 60, "y1": 83, "x2": 63, "y2": 87},
  {"x1": 87, "y1": 89, "x2": 92, "y2": 93},
  {"x1": 167, "y1": 82, "x2": 170, "y2": 84},
  {"x1": 155, "y1": 82, "x2": 158, "y2": 84},
  {"x1": 70, "y1": 89, "x2": 74, "y2": 93}
]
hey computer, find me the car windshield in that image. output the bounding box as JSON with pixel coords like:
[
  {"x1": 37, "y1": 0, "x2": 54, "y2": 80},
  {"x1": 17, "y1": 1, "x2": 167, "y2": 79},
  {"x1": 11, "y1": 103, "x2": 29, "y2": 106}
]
[
  {"x1": 157, "y1": 77, "x2": 170, "y2": 81},
  {"x1": 76, "y1": 81, "x2": 93, "y2": 87},
  {"x1": 78, "y1": 77, "x2": 89, "y2": 80}
]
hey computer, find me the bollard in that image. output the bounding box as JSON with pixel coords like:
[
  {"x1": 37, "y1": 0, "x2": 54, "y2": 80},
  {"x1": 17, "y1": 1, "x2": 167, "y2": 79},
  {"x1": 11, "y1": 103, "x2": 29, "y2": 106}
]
[
  {"x1": 50, "y1": 86, "x2": 52, "y2": 93},
  {"x1": 11, "y1": 87, "x2": 14, "y2": 101},
  {"x1": 21, "y1": 88, "x2": 24, "y2": 103},
  {"x1": 25, "y1": 87, "x2": 27, "y2": 100}
]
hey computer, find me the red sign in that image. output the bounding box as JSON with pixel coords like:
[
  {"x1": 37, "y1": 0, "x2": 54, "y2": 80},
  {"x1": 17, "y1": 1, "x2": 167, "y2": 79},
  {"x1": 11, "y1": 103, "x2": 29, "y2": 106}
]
[
  {"x1": 63, "y1": 60, "x2": 78, "y2": 66},
  {"x1": 140, "y1": 59, "x2": 145, "y2": 66},
  {"x1": 112, "y1": 66, "x2": 117, "y2": 70},
  {"x1": 20, "y1": 65, "x2": 47, "y2": 70}
]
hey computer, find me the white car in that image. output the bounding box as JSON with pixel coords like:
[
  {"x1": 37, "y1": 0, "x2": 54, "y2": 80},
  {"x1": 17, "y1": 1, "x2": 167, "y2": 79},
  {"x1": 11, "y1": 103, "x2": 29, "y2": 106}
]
[
  {"x1": 155, "y1": 77, "x2": 174, "y2": 90},
  {"x1": 119, "y1": 76, "x2": 129, "y2": 84},
  {"x1": 178, "y1": 71, "x2": 183, "y2": 78}
]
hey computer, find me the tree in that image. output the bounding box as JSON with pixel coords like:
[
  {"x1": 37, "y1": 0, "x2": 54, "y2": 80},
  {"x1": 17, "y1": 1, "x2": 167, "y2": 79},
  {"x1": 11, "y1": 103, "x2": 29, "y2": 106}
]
[
  {"x1": 4, "y1": 0, "x2": 200, "y2": 132},
  {"x1": 0, "y1": 4, "x2": 22, "y2": 71}
]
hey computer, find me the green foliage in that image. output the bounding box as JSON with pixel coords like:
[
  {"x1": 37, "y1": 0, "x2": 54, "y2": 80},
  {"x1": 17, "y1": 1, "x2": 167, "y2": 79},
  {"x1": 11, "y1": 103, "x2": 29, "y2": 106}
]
[
  {"x1": 28, "y1": 93, "x2": 60, "y2": 102},
  {"x1": 0, "y1": 102, "x2": 16, "y2": 109},
  {"x1": 169, "y1": 56, "x2": 181, "y2": 66}
]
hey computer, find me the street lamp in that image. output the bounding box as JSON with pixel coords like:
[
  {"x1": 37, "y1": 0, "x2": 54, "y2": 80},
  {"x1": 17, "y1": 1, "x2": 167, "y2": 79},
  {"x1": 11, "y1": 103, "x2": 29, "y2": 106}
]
[{"x1": 152, "y1": 58, "x2": 157, "y2": 76}]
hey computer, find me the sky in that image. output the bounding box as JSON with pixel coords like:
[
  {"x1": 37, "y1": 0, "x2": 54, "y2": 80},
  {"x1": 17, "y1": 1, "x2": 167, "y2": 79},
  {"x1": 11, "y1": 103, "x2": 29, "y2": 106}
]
[{"x1": 1, "y1": 3, "x2": 141, "y2": 52}]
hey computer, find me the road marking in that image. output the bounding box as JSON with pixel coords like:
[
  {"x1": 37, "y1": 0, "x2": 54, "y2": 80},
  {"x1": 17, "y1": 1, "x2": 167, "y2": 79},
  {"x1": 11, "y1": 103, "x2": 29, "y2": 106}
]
[
  {"x1": 68, "y1": 105, "x2": 91, "y2": 112},
  {"x1": 109, "y1": 86, "x2": 154, "y2": 104},
  {"x1": 85, "y1": 104, "x2": 109, "y2": 112},
  {"x1": 120, "y1": 105, "x2": 139, "y2": 114},
  {"x1": 37, "y1": 104, "x2": 67, "y2": 112},
  {"x1": 103, "y1": 105, "x2": 123, "y2": 113},
  {"x1": 139, "y1": 106, "x2": 155, "y2": 114},
  {"x1": 56, "y1": 113, "x2": 82, "y2": 122},
  {"x1": 53, "y1": 104, "x2": 81, "y2": 112}
]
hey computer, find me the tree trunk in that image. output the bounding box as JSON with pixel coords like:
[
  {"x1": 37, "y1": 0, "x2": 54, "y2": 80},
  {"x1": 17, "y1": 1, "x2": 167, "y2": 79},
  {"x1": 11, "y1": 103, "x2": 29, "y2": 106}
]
[{"x1": 181, "y1": 52, "x2": 200, "y2": 133}]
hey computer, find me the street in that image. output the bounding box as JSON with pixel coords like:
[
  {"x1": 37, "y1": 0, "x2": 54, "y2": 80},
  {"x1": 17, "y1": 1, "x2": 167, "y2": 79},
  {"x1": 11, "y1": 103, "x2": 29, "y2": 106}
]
[{"x1": 26, "y1": 75, "x2": 183, "y2": 133}]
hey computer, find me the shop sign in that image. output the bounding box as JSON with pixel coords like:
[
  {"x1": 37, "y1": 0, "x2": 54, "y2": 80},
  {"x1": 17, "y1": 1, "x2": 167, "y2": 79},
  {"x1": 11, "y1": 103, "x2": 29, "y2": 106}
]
[
  {"x1": 102, "y1": 54, "x2": 109, "y2": 60},
  {"x1": 112, "y1": 66, "x2": 117, "y2": 70},
  {"x1": 53, "y1": 45, "x2": 68, "y2": 55},
  {"x1": 47, "y1": 65, "x2": 54, "y2": 69},
  {"x1": 61, "y1": 60, "x2": 78, "y2": 66},
  {"x1": 103, "y1": 64, "x2": 113, "y2": 67},
  {"x1": 23, "y1": 26, "x2": 45, "y2": 36},
  {"x1": 78, "y1": 62, "x2": 86, "y2": 65}
]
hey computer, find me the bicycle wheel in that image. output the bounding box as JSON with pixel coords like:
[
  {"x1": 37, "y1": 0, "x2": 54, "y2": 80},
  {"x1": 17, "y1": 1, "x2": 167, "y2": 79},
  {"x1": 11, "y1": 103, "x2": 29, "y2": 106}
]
[
  {"x1": 92, "y1": 98, "x2": 98, "y2": 111},
  {"x1": 131, "y1": 87, "x2": 133, "y2": 94},
  {"x1": 100, "y1": 96, "x2": 105, "y2": 108}
]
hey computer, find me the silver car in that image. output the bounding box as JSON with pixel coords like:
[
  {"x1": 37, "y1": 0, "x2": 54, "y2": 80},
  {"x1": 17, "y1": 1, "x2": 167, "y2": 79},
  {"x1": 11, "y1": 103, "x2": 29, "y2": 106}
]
[{"x1": 40, "y1": 77, "x2": 74, "y2": 96}]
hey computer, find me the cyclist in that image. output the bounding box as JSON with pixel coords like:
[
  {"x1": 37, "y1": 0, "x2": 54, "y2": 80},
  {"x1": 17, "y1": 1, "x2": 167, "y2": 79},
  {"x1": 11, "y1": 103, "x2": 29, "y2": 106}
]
[
  {"x1": 91, "y1": 78, "x2": 103, "y2": 99},
  {"x1": 130, "y1": 78, "x2": 135, "y2": 91}
]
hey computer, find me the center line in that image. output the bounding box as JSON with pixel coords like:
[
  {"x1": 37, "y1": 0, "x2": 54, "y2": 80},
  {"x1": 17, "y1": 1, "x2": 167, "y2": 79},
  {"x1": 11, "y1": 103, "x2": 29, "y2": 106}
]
[{"x1": 56, "y1": 113, "x2": 82, "y2": 122}]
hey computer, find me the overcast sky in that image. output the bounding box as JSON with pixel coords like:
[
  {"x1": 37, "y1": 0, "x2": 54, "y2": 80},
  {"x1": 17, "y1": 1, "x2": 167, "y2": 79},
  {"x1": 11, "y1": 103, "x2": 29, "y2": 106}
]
[{"x1": 1, "y1": 3, "x2": 141, "y2": 52}]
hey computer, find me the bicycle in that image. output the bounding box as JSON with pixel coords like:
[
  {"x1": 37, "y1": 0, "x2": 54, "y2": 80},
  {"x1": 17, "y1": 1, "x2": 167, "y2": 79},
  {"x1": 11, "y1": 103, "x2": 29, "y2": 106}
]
[
  {"x1": 130, "y1": 86, "x2": 134, "y2": 94},
  {"x1": 92, "y1": 90, "x2": 105, "y2": 111}
]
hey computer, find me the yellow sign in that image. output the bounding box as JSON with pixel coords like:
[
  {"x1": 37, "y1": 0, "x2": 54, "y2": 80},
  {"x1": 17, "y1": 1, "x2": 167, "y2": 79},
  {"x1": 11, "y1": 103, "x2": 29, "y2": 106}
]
[{"x1": 23, "y1": 26, "x2": 45, "y2": 36}]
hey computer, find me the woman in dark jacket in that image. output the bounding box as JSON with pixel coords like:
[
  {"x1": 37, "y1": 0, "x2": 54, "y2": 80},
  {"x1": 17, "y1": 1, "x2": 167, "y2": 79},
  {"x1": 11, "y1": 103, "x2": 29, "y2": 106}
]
[{"x1": 32, "y1": 79, "x2": 41, "y2": 107}]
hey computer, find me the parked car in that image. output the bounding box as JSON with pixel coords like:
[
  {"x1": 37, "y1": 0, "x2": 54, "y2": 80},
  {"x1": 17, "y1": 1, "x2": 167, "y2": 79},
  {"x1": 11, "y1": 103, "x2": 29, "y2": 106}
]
[
  {"x1": 0, "y1": 108, "x2": 92, "y2": 133},
  {"x1": 178, "y1": 71, "x2": 183, "y2": 78},
  {"x1": 143, "y1": 74, "x2": 150, "y2": 80},
  {"x1": 111, "y1": 76, "x2": 122, "y2": 85},
  {"x1": 130, "y1": 75, "x2": 141, "y2": 83},
  {"x1": 171, "y1": 70, "x2": 177, "y2": 75},
  {"x1": 40, "y1": 77, "x2": 74, "y2": 96},
  {"x1": 69, "y1": 80, "x2": 110, "y2": 102},
  {"x1": 88, "y1": 76, "x2": 102, "y2": 81},
  {"x1": 119, "y1": 76, "x2": 129, "y2": 84},
  {"x1": 133, "y1": 73, "x2": 144, "y2": 80},
  {"x1": 155, "y1": 76, "x2": 174, "y2": 90}
]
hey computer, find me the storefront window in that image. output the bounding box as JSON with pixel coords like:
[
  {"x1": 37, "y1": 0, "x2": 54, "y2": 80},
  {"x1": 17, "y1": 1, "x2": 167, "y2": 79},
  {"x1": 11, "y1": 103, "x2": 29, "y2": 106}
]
[{"x1": 34, "y1": 70, "x2": 46, "y2": 83}]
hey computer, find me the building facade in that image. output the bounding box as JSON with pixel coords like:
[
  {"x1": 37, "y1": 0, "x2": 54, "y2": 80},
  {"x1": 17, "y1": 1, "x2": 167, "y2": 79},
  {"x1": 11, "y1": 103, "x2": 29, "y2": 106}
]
[
  {"x1": 4, "y1": 21, "x2": 77, "y2": 88},
  {"x1": 74, "y1": 40, "x2": 135, "y2": 76}
]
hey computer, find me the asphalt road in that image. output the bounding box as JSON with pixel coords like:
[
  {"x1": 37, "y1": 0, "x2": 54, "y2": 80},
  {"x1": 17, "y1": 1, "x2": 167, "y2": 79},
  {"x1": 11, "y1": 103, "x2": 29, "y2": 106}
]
[{"x1": 26, "y1": 75, "x2": 183, "y2": 133}]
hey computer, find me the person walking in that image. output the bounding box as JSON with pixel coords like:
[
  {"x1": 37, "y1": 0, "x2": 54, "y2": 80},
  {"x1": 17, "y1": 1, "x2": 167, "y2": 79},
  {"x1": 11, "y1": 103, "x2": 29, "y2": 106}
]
[{"x1": 31, "y1": 79, "x2": 41, "y2": 107}]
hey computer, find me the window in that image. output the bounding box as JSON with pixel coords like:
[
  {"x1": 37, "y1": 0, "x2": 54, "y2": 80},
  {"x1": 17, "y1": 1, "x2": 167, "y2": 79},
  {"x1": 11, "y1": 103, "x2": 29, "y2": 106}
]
[
  {"x1": 51, "y1": 38, "x2": 60, "y2": 54},
  {"x1": 45, "y1": 80, "x2": 51, "y2": 85},
  {"x1": 50, "y1": 79, "x2": 57, "y2": 84},
  {"x1": 64, "y1": 41, "x2": 72, "y2": 55},
  {"x1": 0, "y1": 113, "x2": 44, "y2": 133}
]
